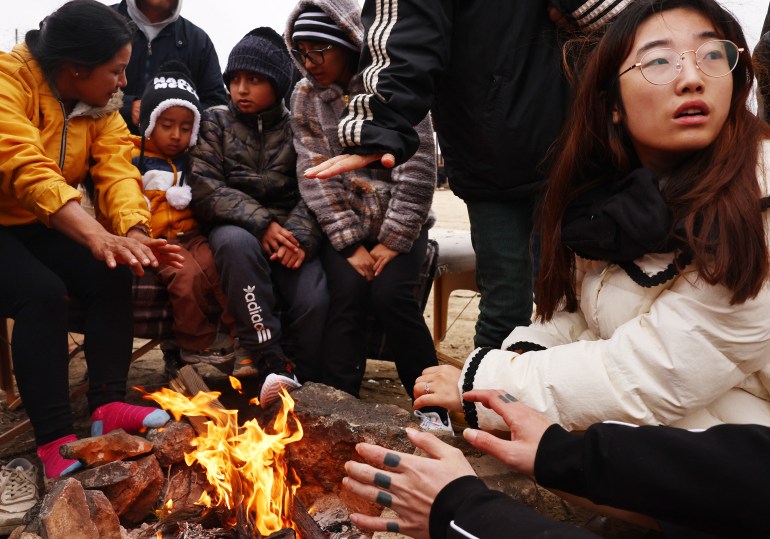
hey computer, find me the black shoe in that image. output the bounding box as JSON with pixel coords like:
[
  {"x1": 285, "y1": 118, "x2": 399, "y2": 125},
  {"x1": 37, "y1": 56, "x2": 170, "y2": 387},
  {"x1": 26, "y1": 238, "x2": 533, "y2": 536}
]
[{"x1": 163, "y1": 348, "x2": 184, "y2": 379}]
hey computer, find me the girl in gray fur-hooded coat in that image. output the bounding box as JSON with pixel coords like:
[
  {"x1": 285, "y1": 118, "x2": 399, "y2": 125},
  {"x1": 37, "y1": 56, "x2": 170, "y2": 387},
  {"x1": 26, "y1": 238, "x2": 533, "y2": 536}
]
[{"x1": 286, "y1": 0, "x2": 451, "y2": 431}]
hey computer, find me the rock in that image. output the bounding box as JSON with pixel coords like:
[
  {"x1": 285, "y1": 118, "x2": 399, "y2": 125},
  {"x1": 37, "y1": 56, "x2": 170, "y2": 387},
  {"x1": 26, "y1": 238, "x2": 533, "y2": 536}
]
[
  {"x1": 286, "y1": 383, "x2": 414, "y2": 516},
  {"x1": 84, "y1": 490, "x2": 122, "y2": 538},
  {"x1": 74, "y1": 455, "x2": 164, "y2": 526},
  {"x1": 146, "y1": 421, "x2": 195, "y2": 466},
  {"x1": 8, "y1": 531, "x2": 42, "y2": 539},
  {"x1": 74, "y1": 460, "x2": 136, "y2": 488},
  {"x1": 60, "y1": 430, "x2": 153, "y2": 467},
  {"x1": 37, "y1": 478, "x2": 99, "y2": 539},
  {"x1": 162, "y1": 463, "x2": 210, "y2": 509}
]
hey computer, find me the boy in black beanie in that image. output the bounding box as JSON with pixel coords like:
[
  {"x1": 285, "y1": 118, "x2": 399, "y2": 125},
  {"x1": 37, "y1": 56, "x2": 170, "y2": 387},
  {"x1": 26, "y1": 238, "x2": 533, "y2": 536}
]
[
  {"x1": 188, "y1": 28, "x2": 328, "y2": 408},
  {"x1": 132, "y1": 60, "x2": 234, "y2": 368}
]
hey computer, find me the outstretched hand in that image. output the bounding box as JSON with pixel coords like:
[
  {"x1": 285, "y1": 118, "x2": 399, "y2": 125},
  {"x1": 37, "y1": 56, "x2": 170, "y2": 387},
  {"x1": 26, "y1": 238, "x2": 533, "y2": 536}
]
[
  {"x1": 304, "y1": 153, "x2": 396, "y2": 179},
  {"x1": 343, "y1": 427, "x2": 476, "y2": 539},
  {"x1": 94, "y1": 229, "x2": 183, "y2": 276},
  {"x1": 462, "y1": 389, "x2": 554, "y2": 478}
]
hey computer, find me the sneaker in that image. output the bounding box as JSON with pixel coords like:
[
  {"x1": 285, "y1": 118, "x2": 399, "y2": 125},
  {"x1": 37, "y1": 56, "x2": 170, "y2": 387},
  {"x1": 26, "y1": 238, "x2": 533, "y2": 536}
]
[
  {"x1": 257, "y1": 354, "x2": 301, "y2": 408},
  {"x1": 0, "y1": 458, "x2": 39, "y2": 533},
  {"x1": 414, "y1": 410, "x2": 454, "y2": 435},
  {"x1": 232, "y1": 344, "x2": 259, "y2": 378},
  {"x1": 180, "y1": 333, "x2": 235, "y2": 366}
]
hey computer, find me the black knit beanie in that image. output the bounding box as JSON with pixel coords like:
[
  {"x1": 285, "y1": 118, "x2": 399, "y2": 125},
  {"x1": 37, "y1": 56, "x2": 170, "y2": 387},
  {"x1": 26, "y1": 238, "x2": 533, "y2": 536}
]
[
  {"x1": 139, "y1": 60, "x2": 201, "y2": 146},
  {"x1": 291, "y1": 7, "x2": 357, "y2": 51},
  {"x1": 223, "y1": 27, "x2": 293, "y2": 99}
]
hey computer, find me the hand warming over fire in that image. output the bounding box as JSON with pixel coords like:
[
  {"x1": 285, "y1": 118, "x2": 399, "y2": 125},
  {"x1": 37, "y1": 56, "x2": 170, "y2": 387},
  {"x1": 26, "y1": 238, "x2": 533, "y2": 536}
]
[
  {"x1": 413, "y1": 364, "x2": 464, "y2": 412},
  {"x1": 342, "y1": 427, "x2": 475, "y2": 539}
]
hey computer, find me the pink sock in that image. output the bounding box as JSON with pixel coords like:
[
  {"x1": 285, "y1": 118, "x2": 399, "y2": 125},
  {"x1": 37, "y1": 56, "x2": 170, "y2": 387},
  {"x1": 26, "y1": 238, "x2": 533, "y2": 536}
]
[
  {"x1": 37, "y1": 435, "x2": 82, "y2": 479},
  {"x1": 91, "y1": 402, "x2": 170, "y2": 437}
]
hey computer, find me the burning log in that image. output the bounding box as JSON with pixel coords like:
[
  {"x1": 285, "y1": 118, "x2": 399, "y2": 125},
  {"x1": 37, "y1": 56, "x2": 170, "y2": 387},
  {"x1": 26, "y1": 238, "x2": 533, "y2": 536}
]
[
  {"x1": 291, "y1": 498, "x2": 324, "y2": 539},
  {"x1": 265, "y1": 530, "x2": 297, "y2": 539},
  {"x1": 159, "y1": 366, "x2": 326, "y2": 539}
]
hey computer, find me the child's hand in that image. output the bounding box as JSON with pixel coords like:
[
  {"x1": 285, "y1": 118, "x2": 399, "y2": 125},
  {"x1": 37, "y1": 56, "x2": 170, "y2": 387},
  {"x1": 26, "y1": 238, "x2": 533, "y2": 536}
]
[
  {"x1": 261, "y1": 222, "x2": 300, "y2": 256},
  {"x1": 370, "y1": 243, "x2": 399, "y2": 276},
  {"x1": 271, "y1": 245, "x2": 307, "y2": 269},
  {"x1": 347, "y1": 245, "x2": 376, "y2": 281}
]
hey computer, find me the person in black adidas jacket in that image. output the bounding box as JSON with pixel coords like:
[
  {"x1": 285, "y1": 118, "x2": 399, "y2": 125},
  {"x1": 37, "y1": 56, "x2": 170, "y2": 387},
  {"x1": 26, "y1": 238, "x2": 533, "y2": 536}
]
[
  {"x1": 113, "y1": 0, "x2": 227, "y2": 134},
  {"x1": 343, "y1": 389, "x2": 770, "y2": 538},
  {"x1": 306, "y1": 0, "x2": 631, "y2": 350}
]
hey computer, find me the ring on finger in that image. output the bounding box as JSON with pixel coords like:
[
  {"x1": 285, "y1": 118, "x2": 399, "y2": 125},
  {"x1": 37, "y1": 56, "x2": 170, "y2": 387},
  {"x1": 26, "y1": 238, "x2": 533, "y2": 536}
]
[
  {"x1": 386, "y1": 521, "x2": 400, "y2": 533},
  {"x1": 424, "y1": 382, "x2": 431, "y2": 394}
]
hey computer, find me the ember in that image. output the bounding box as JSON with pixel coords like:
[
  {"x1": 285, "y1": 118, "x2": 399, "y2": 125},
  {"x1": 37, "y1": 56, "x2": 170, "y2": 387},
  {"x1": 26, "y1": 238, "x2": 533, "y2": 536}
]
[{"x1": 146, "y1": 383, "x2": 303, "y2": 537}]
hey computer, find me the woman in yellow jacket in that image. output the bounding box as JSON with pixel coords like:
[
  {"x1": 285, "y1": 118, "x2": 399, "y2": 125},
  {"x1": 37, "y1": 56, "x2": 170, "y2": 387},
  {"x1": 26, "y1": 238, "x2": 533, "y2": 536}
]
[{"x1": 0, "y1": 0, "x2": 182, "y2": 479}]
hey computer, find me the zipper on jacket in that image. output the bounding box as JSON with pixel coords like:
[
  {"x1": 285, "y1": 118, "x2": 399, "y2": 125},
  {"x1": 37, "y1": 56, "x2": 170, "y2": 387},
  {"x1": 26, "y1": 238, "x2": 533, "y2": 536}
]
[
  {"x1": 166, "y1": 158, "x2": 179, "y2": 238},
  {"x1": 258, "y1": 116, "x2": 265, "y2": 172},
  {"x1": 147, "y1": 39, "x2": 152, "y2": 56},
  {"x1": 57, "y1": 100, "x2": 69, "y2": 170}
]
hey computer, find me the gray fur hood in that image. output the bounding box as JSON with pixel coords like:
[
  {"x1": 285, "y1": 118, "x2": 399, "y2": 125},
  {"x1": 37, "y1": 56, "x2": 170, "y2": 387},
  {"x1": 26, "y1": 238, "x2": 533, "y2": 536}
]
[
  {"x1": 284, "y1": 0, "x2": 363, "y2": 80},
  {"x1": 68, "y1": 90, "x2": 124, "y2": 120}
]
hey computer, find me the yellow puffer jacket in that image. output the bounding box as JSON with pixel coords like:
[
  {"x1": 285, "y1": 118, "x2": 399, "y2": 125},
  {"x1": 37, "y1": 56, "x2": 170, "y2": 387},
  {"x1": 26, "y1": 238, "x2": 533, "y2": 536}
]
[
  {"x1": 0, "y1": 44, "x2": 149, "y2": 234},
  {"x1": 131, "y1": 136, "x2": 197, "y2": 239}
]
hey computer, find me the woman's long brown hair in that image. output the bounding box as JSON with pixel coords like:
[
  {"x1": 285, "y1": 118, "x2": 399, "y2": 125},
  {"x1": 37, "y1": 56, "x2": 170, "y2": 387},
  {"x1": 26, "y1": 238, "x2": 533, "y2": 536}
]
[{"x1": 536, "y1": 0, "x2": 770, "y2": 320}]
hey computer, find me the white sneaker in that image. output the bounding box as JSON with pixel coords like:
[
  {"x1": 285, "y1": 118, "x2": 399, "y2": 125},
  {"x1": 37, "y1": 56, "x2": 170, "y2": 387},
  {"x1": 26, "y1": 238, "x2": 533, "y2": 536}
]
[
  {"x1": 259, "y1": 372, "x2": 302, "y2": 409},
  {"x1": 0, "y1": 458, "x2": 39, "y2": 533},
  {"x1": 414, "y1": 410, "x2": 454, "y2": 435}
]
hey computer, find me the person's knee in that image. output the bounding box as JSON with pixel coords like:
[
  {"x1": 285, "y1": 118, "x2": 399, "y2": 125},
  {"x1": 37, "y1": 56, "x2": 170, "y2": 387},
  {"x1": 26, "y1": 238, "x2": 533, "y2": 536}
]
[
  {"x1": 24, "y1": 278, "x2": 68, "y2": 309},
  {"x1": 210, "y1": 226, "x2": 259, "y2": 257},
  {"x1": 370, "y1": 282, "x2": 410, "y2": 313},
  {"x1": 291, "y1": 281, "x2": 329, "y2": 321}
]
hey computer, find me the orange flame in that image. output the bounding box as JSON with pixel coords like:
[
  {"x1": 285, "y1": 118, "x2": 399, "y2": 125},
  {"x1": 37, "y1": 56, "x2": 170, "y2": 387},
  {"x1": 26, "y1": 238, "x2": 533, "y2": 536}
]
[{"x1": 145, "y1": 387, "x2": 303, "y2": 536}]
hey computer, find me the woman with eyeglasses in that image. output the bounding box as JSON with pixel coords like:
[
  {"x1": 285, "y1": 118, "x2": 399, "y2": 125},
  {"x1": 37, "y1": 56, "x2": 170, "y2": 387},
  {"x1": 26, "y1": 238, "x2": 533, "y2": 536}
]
[
  {"x1": 414, "y1": 0, "x2": 770, "y2": 434},
  {"x1": 339, "y1": 1, "x2": 770, "y2": 537},
  {"x1": 285, "y1": 0, "x2": 452, "y2": 432}
]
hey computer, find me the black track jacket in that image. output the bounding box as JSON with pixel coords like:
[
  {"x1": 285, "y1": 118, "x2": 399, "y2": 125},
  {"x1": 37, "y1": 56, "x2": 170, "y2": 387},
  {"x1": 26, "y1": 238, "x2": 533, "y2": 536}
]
[{"x1": 338, "y1": 0, "x2": 630, "y2": 202}]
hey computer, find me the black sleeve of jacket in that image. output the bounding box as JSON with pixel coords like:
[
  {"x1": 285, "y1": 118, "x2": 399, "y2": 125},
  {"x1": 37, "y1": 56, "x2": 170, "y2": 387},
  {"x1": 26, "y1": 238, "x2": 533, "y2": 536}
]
[
  {"x1": 430, "y1": 476, "x2": 597, "y2": 538},
  {"x1": 535, "y1": 423, "x2": 770, "y2": 538},
  {"x1": 338, "y1": 0, "x2": 452, "y2": 164},
  {"x1": 189, "y1": 29, "x2": 228, "y2": 110}
]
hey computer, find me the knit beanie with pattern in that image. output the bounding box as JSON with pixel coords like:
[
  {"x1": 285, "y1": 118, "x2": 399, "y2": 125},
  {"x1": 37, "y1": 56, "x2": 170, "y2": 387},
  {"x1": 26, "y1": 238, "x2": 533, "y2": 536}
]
[
  {"x1": 223, "y1": 27, "x2": 293, "y2": 99},
  {"x1": 291, "y1": 6, "x2": 357, "y2": 51},
  {"x1": 139, "y1": 60, "x2": 201, "y2": 146}
]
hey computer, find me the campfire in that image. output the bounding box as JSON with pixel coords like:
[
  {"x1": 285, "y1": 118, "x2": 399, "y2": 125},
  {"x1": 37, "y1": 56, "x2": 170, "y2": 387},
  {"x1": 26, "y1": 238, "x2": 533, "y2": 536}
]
[
  {"x1": 17, "y1": 374, "x2": 410, "y2": 539},
  {"x1": 147, "y1": 378, "x2": 302, "y2": 538}
]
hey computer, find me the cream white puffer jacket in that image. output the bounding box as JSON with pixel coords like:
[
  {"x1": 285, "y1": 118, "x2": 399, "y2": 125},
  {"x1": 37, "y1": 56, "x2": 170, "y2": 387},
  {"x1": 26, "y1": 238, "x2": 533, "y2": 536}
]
[{"x1": 461, "y1": 140, "x2": 770, "y2": 431}]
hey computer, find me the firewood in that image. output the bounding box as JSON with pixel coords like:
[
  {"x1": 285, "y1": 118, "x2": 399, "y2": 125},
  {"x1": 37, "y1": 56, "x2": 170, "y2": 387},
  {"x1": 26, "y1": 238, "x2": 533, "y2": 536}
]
[
  {"x1": 131, "y1": 504, "x2": 209, "y2": 538},
  {"x1": 291, "y1": 497, "x2": 326, "y2": 539},
  {"x1": 265, "y1": 530, "x2": 296, "y2": 539}
]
